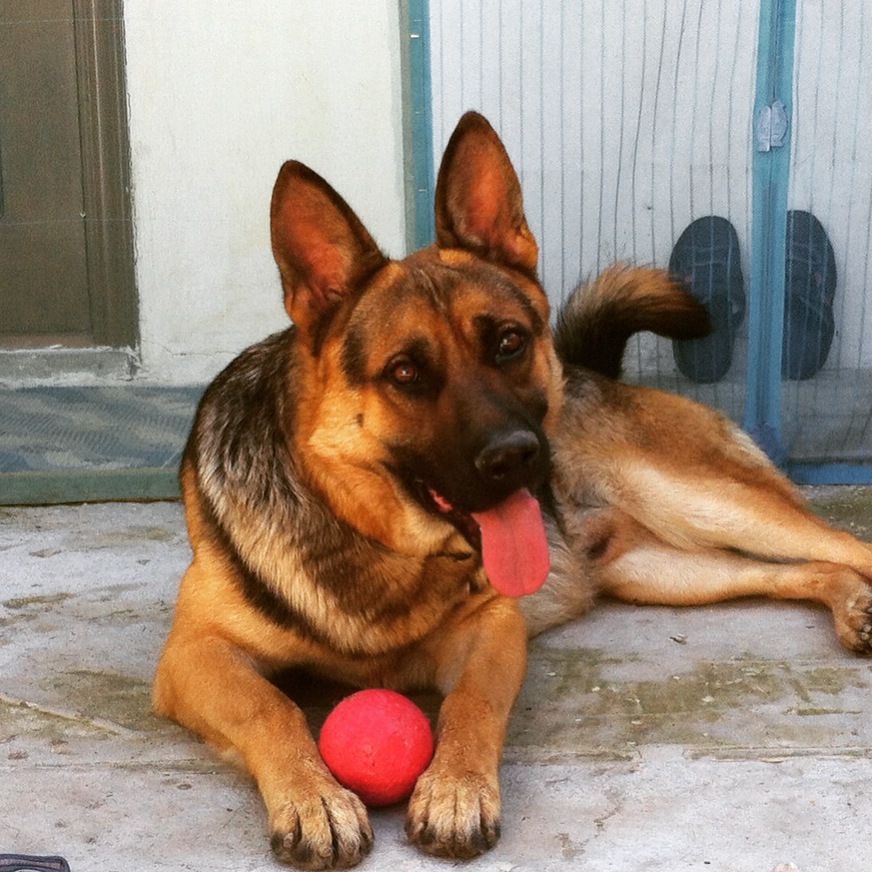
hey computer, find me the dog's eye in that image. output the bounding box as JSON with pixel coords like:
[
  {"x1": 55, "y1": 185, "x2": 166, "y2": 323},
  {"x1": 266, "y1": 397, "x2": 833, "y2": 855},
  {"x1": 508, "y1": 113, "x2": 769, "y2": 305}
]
[
  {"x1": 389, "y1": 358, "x2": 419, "y2": 386},
  {"x1": 496, "y1": 329, "x2": 527, "y2": 363}
]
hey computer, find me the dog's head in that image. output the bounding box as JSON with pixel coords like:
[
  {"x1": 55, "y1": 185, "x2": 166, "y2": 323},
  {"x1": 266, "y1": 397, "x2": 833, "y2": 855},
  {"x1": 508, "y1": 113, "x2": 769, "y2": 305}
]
[{"x1": 270, "y1": 112, "x2": 561, "y2": 595}]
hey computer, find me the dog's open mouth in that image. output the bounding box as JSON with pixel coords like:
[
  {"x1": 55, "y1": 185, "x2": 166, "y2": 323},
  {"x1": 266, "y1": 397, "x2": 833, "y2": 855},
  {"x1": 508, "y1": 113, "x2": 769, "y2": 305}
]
[{"x1": 424, "y1": 485, "x2": 550, "y2": 598}]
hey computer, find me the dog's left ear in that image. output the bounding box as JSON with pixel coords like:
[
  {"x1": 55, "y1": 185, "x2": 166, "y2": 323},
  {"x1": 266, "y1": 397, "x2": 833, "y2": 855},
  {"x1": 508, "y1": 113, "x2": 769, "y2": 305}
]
[
  {"x1": 270, "y1": 161, "x2": 387, "y2": 342},
  {"x1": 434, "y1": 112, "x2": 538, "y2": 275}
]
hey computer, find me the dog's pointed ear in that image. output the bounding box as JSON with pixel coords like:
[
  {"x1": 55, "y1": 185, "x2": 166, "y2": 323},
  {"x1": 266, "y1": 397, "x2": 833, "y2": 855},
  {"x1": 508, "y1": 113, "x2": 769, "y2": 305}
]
[
  {"x1": 270, "y1": 161, "x2": 387, "y2": 341},
  {"x1": 434, "y1": 112, "x2": 538, "y2": 275}
]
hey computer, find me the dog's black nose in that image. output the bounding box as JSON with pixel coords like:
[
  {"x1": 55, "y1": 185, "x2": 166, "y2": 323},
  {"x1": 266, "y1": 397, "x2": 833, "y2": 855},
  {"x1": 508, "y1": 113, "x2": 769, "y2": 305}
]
[{"x1": 475, "y1": 431, "x2": 542, "y2": 486}]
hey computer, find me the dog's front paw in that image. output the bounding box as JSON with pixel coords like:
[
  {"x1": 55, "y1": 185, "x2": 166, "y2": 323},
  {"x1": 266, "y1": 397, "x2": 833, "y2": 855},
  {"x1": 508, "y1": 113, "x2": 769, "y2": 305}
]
[
  {"x1": 269, "y1": 783, "x2": 373, "y2": 870},
  {"x1": 404, "y1": 766, "x2": 501, "y2": 859}
]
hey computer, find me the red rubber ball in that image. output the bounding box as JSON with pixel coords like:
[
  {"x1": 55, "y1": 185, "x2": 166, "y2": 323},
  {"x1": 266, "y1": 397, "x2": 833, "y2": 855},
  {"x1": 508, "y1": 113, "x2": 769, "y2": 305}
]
[{"x1": 318, "y1": 689, "x2": 434, "y2": 807}]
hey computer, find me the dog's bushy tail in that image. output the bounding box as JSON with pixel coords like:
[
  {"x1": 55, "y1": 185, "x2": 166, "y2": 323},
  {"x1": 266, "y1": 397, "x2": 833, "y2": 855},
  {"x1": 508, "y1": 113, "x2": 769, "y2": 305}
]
[{"x1": 553, "y1": 264, "x2": 710, "y2": 379}]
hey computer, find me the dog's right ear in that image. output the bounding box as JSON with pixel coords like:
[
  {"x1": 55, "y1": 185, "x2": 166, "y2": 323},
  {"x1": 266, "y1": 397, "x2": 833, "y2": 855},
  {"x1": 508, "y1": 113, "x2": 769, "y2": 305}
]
[{"x1": 270, "y1": 161, "x2": 387, "y2": 342}]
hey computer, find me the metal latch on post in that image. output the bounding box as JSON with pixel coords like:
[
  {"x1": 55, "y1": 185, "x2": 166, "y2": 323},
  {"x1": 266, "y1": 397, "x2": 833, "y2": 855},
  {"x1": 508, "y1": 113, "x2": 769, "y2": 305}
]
[{"x1": 755, "y1": 100, "x2": 789, "y2": 152}]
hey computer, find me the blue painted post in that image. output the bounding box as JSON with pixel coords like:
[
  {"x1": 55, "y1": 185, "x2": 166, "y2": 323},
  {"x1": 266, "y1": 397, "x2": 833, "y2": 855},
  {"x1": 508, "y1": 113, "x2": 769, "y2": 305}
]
[
  {"x1": 406, "y1": 0, "x2": 435, "y2": 251},
  {"x1": 743, "y1": 0, "x2": 797, "y2": 465}
]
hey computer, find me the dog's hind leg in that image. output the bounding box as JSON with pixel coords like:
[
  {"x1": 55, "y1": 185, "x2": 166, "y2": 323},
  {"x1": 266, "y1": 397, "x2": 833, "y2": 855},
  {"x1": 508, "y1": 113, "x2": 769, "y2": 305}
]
[
  {"x1": 575, "y1": 507, "x2": 872, "y2": 654},
  {"x1": 555, "y1": 373, "x2": 872, "y2": 579},
  {"x1": 614, "y1": 462, "x2": 872, "y2": 580}
]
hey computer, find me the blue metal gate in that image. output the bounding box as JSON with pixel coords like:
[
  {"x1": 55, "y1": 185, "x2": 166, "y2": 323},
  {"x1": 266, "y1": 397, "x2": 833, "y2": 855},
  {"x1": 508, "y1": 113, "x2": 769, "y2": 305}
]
[{"x1": 406, "y1": 0, "x2": 872, "y2": 484}]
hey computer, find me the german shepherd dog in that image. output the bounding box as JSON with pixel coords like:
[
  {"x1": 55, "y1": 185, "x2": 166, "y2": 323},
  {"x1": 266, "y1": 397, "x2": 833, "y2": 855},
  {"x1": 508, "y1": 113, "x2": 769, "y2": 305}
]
[{"x1": 154, "y1": 112, "x2": 872, "y2": 869}]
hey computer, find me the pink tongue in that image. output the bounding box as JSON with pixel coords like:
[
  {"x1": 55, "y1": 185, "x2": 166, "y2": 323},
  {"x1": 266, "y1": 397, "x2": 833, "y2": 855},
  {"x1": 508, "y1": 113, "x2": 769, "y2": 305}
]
[{"x1": 471, "y1": 489, "x2": 550, "y2": 597}]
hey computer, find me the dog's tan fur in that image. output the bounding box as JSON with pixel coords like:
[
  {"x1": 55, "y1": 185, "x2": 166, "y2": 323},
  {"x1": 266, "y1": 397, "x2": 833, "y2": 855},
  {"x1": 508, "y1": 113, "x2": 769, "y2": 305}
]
[{"x1": 154, "y1": 112, "x2": 872, "y2": 870}]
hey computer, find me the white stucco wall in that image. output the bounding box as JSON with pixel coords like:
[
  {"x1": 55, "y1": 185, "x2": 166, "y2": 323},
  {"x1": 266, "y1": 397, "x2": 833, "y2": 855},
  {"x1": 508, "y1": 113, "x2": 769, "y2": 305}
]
[{"x1": 123, "y1": 1, "x2": 407, "y2": 383}]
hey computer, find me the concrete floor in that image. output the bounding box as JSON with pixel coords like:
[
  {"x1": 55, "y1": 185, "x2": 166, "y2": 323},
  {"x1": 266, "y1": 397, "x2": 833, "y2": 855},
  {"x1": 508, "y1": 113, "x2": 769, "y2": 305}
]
[{"x1": 2, "y1": 491, "x2": 872, "y2": 872}]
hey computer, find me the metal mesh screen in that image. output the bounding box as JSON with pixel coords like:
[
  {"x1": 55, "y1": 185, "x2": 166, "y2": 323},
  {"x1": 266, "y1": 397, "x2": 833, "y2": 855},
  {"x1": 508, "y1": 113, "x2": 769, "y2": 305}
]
[{"x1": 425, "y1": 0, "x2": 872, "y2": 478}]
